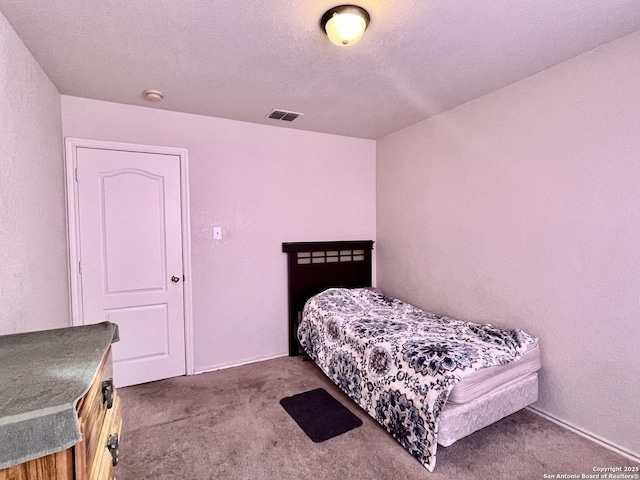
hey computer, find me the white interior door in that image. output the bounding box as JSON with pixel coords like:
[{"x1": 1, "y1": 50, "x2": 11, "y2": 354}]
[{"x1": 76, "y1": 147, "x2": 186, "y2": 387}]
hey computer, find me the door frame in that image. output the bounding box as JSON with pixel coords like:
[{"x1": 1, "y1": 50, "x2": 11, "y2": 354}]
[{"x1": 64, "y1": 137, "x2": 195, "y2": 376}]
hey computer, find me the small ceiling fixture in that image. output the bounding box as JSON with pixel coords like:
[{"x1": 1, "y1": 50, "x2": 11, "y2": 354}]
[
  {"x1": 143, "y1": 89, "x2": 164, "y2": 102},
  {"x1": 321, "y1": 5, "x2": 370, "y2": 47}
]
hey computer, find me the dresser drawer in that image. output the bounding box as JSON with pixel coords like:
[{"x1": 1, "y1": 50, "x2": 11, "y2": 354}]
[
  {"x1": 88, "y1": 394, "x2": 122, "y2": 480},
  {"x1": 74, "y1": 349, "x2": 114, "y2": 479}
]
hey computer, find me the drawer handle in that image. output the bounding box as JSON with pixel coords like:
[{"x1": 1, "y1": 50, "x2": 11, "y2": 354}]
[
  {"x1": 107, "y1": 434, "x2": 119, "y2": 467},
  {"x1": 102, "y1": 379, "x2": 114, "y2": 409}
]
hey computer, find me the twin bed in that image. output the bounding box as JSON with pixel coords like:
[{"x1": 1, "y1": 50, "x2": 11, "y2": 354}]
[{"x1": 283, "y1": 241, "x2": 540, "y2": 471}]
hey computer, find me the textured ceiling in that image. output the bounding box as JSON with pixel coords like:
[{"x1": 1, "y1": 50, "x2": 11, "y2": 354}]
[{"x1": 2, "y1": 1, "x2": 640, "y2": 139}]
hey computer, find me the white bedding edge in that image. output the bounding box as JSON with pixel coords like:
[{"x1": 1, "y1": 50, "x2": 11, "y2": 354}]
[{"x1": 438, "y1": 372, "x2": 539, "y2": 447}]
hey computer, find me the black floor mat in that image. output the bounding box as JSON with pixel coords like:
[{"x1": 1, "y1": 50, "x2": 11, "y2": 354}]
[{"x1": 279, "y1": 388, "x2": 363, "y2": 442}]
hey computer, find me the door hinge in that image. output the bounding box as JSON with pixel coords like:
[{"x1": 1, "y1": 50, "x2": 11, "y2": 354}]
[
  {"x1": 183, "y1": 275, "x2": 185, "y2": 282},
  {"x1": 78, "y1": 261, "x2": 82, "y2": 274},
  {"x1": 75, "y1": 167, "x2": 78, "y2": 181}
]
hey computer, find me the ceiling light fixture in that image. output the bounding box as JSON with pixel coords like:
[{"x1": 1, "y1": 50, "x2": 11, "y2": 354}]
[
  {"x1": 321, "y1": 5, "x2": 370, "y2": 47},
  {"x1": 143, "y1": 89, "x2": 164, "y2": 102}
]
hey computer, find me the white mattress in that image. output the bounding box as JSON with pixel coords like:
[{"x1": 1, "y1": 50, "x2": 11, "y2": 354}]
[
  {"x1": 438, "y1": 372, "x2": 539, "y2": 447},
  {"x1": 448, "y1": 340, "x2": 541, "y2": 404}
]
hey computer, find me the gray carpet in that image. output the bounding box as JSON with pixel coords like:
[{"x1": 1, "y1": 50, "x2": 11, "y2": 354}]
[{"x1": 117, "y1": 356, "x2": 637, "y2": 480}]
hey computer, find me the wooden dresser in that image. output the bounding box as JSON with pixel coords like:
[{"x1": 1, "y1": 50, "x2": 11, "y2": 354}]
[{"x1": 0, "y1": 348, "x2": 122, "y2": 480}]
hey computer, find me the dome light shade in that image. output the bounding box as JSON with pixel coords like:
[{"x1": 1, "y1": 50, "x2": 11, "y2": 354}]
[
  {"x1": 143, "y1": 89, "x2": 164, "y2": 102},
  {"x1": 321, "y1": 5, "x2": 370, "y2": 47}
]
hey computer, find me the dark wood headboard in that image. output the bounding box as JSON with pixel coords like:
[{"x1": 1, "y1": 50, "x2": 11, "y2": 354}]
[{"x1": 282, "y1": 240, "x2": 374, "y2": 356}]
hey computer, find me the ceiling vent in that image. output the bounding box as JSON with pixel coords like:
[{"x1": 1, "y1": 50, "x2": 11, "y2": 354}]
[{"x1": 266, "y1": 109, "x2": 303, "y2": 122}]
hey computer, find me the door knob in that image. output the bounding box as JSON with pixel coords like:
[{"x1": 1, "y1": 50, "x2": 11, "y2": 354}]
[{"x1": 171, "y1": 276, "x2": 180, "y2": 283}]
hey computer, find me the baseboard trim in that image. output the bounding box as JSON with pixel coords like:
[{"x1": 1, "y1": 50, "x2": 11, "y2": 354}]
[
  {"x1": 194, "y1": 352, "x2": 287, "y2": 375},
  {"x1": 527, "y1": 406, "x2": 640, "y2": 464}
]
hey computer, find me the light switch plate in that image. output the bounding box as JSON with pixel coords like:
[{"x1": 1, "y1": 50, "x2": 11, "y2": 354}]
[{"x1": 213, "y1": 226, "x2": 222, "y2": 240}]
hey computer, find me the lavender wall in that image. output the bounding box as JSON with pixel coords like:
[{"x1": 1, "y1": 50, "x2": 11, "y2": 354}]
[
  {"x1": 61, "y1": 96, "x2": 376, "y2": 372},
  {"x1": 377, "y1": 31, "x2": 640, "y2": 458},
  {"x1": 0, "y1": 12, "x2": 69, "y2": 334}
]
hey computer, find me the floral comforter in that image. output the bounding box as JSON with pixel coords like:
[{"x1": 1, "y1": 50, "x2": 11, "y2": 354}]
[{"x1": 298, "y1": 288, "x2": 536, "y2": 471}]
